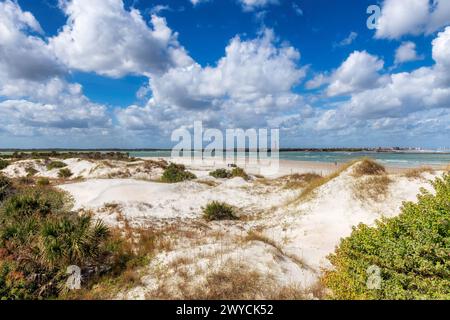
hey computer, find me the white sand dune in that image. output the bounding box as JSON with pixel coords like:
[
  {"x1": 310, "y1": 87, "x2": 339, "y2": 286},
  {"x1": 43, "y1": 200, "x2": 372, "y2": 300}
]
[
  {"x1": 2, "y1": 157, "x2": 442, "y2": 298},
  {"x1": 60, "y1": 160, "x2": 441, "y2": 299},
  {"x1": 1, "y1": 158, "x2": 164, "y2": 180},
  {"x1": 60, "y1": 176, "x2": 298, "y2": 226}
]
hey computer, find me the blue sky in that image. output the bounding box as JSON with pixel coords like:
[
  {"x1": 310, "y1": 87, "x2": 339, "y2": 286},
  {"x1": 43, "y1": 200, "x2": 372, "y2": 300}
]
[{"x1": 1, "y1": 0, "x2": 450, "y2": 148}]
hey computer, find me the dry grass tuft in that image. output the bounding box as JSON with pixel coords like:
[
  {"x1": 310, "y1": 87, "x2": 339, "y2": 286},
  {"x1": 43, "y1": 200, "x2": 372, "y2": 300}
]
[
  {"x1": 245, "y1": 230, "x2": 307, "y2": 270},
  {"x1": 151, "y1": 260, "x2": 311, "y2": 300},
  {"x1": 295, "y1": 160, "x2": 357, "y2": 202},
  {"x1": 353, "y1": 175, "x2": 393, "y2": 202},
  {"x1": 245, "y1": 231, "x2": 284, "y2": 253},
  {"x1": 283, "y1": 173, "x2": 323, "y2": 189},
  {"x1": 403, "y1": 166, "x2": 435, "y2": 179},
  {"x1": 196, "y1": 180, "x2": 219, "y2": 187},
  {"x1": 352, "y1": 158, "x2": 386, "y2": 177}
]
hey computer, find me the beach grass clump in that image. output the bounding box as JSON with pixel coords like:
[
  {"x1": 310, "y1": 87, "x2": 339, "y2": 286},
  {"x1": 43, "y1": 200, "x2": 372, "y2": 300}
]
[
  {"x1": 283, "y1": 173, "x2": 323, "y2": 189},
  {"x1": 353, "y1": 175, "x2": 393, "y2": 202},
  {"x1": 231, "y1": 167, "x2": 249, "y2": 180},
  {"x1": 203, "y1": 201, "x2": 238, "y2": 221},
  {"x1": 323, "y1": 174, "x2": 450, "y2": 300},
  {"x1": 352, "y1": 158, "x2": 386, "y2": 177},
  {"x1": 209, "y1": 167, "x2": 249, "y2": 180},
  {"x1": 403, "y1": 166, "x2": 435, "y2": 179},
  {"x1": 0, "y1": 159, "x2": 10, "y2": 170},
  {"x1": 209, "y1": 169, "x2": 232, "y2": 179},
  {"x1": 161, "y1": 163, "x2": 196, "y2": 183},
  {"x1": 46, "y1": 160, "x2": 67, "y2": 171},
  {"x1": 36, "y1": 177, "x2": 50, "y2": 186},
  {"x1": 58, "y1": 168, "x2": 73, "y2": 179},
  {"x1": 155, "y1": 258, "x2": 311, "y2": 300}
]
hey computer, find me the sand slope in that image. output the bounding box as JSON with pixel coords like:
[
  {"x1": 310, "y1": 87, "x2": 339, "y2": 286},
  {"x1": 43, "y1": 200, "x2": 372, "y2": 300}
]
[{"x1": 58, "y1": 161, "x2": 441, "y2": 299}]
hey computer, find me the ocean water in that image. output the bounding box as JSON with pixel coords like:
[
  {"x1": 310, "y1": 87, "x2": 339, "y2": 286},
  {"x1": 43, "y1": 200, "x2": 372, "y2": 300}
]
[
  {"x1": 2, "y1": 150, "x2": 450, "y2": 167},
  {"x1": 128, "y1": 151, "x2": 450, "y2": 167}
]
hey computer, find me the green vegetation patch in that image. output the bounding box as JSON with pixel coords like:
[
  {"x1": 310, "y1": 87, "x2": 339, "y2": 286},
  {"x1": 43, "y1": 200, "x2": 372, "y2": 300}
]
[
  {"x1": 46, "y1": 161, "x2": 67, "y2": 171},
  {"x1": 0, "y1": 182, "x2": 154, "y2": 300},
  {"x1": 0, "y1": 159, "x2": 10, "y2": 170},
  {"x1": 203, "y1": 201, "x2": 238, "y2": 221},
  {"x1": 209, "y1": 167, "x2": 249, "y2": 180},
  {"x1": 161, "y1": 163, "x2": 196, "y2": 183},
  {"x1": 209, "y1": 169, "x2": 232, "y2": 179},
  {"x1": 0, "y1": 175, "x2": 13, "y2": 203},
  {"x1": 58, "y1": 168, "x2": 73, "y2": 179},
  {"x1": 323, "y1": 174, "x2": 450, "y2": 300},
  {"x1": 36, "y1": 177, "x2": 50, "y2": 186}
]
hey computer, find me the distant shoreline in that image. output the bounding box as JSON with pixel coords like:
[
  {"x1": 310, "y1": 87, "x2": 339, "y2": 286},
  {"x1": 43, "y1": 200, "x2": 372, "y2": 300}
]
[{"x1": 1, "y1": 148, "x2": 449, "y2": 154}]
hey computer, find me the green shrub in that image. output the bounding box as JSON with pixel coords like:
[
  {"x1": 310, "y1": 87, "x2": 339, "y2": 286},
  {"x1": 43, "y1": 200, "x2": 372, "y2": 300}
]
[
  {"x1": 210, "y1": 169, "x2": 232, "y2": 179},
  {"x1": 0, "y1": 186, "x2": 125, "y2": 299},
  {"x1": 39, "y1": 215, "x2": 110, "y2": 268},
  {"x1": 203, "y1": 201, "x2": 238, "y2": 221},
  {"x1": 0, "y1": 175, "x2": 13, "y2": 203},
  {"x1": 1, "y1": 187, "x2": 69, "y2": 220},
  {"x1": 231, "y1": 167, "x2": 249, "y2": 180},
  {"x1": 323, "y1": 174, "x2": 450, "y2": 300},
  {"x1": 0, "y1": 159, "x2": 10, "y2": 170},
  {"x1": 58, "y1": 168, "x2": 73, "y2": 179},
  {"x1": 161, "y1": 163, "x2": 196, "y2": 183},
  {"x1": 36, "y1": 177, "x2": 50, "y2": 186},
  {"x1": 25, "y1": 166, "x2": 38, "y2": 177},
  {"x1": 47, "y1": 161, "x2": 67, "y2": 171}
]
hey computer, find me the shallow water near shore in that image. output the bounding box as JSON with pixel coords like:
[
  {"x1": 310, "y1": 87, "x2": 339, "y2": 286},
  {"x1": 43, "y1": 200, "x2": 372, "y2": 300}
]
[
  {"x1": 2, "y1": 150, "x2": 450, "y2": 168},
  {"x1": 128, "y1": 150, "x2": 450, "y2": 168}
]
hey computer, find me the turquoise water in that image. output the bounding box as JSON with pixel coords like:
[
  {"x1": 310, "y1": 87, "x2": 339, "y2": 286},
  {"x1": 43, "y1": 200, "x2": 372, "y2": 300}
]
[
  {"x1": 2, "y1": 150, "x2": 450, "y2": 167},
  {"x1": 129, "y1": 151, "x2": 450, "y2": 167}
]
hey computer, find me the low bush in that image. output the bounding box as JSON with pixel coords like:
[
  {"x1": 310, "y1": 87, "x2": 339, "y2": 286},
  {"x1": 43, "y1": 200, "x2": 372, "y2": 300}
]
[
  {"x1": 323, "y1": 174, "x2": 450, "y2": 299},
  {"x1": 352, "y1": 159, "x2": 386, "y2": 177},
  {"x1": 0, "y1": 175, "x2": 13, "y2": 203},
  {"x1": 0, "y1": 186, "x2": 141, "y2": 300},
  {"x1": 203, "y1": 201, "x2": 238, "y2": 221},
  {"x1": 36, "y1": 177, "x2": 50, "y2": 186},
  {"x1": 47, "y1": 161, "x2": 67, "y2": 171},
  {"x1": 58, "y1": 168, "x2": 73, "y2": 179},
  {"x1": 0, "y1": 159, "x2": 10, "y2": 170},
  {"x1": 25, "y1": 166, "x2": 38, "y2": 177},
  {"x1": 161, "y1": 163, "x2": 196, "y2": 183},
  {"x1": 231, "y1": 167, "x2": 249, "y2": 180},
  {"x1": 209, "y1": 169, "x2": 232, "y2": 179},
  {"x1": 1, "y1": 187, "x2": 69, "y2": 219}
]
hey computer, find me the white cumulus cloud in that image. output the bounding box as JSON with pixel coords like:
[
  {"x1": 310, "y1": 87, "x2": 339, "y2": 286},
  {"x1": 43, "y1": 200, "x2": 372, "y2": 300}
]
[
  {"x1": 326, "y1": 51, "x2": 387, "y2": 97},
  {"x1": 375, "y1": 0, "x2": 450, "y2": 39},
  {"x1": 394, "y1": 41, "x2": 423, "y2": 65},
  {"x1": 117, "y1": 29, "x2": 308, "y2": 132},
  {"x1": 50, "y1": 0, "x2": 192, "y2": 78}
]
